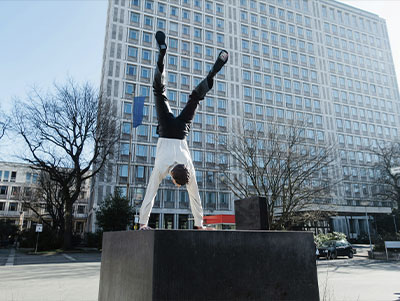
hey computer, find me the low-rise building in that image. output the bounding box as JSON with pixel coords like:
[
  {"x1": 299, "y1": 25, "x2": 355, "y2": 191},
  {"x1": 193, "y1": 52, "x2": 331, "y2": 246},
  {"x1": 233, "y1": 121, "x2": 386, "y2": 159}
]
[{"x1": 0, "y1": 161, "x2": 91, "y2": 237}]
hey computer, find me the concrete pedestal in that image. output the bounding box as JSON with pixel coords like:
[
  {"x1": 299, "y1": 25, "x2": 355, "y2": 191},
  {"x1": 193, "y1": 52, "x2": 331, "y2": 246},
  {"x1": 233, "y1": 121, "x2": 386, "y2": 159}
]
[
  {"x1": 234, "y1": 196, "x2": 269, "y2": 230},
  {"x1": 99, "y1": 230, "x2": 319, "y2": 301}
]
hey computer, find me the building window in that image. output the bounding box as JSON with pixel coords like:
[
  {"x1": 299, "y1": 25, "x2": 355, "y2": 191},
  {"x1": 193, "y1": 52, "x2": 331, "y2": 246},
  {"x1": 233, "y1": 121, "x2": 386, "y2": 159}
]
[
  {"x1": 143, "y1": 32, "x2": 152, "y2": 43},
  {"x1": 137, "y1": 145, "x2": 148, "y2": 157},
  {"x1": 129, "y1": 29, "x2": 139, "y2": 40},
  {"x1": 157, "y1": 19, "x2": 166, "y2": 29},
  {"x1": 128, "y1": 46, "x2": 138, "y2": 58},
  {"x1": 9, "y1": 202, "x2": 18, "y2": 211},
  {"x1": 130, "y1": 12, "x2": 140, "y2": 23},
  {"x1": 0, "y1": 186, "x2": 7, "y2": 196},
  {"x1": 141, "y1": 67, "x2": 150, "y2": 79},
  {"x1": 126, "y1": 64, "x2": 137, "y2": 76},
  {"x1": 124, "y1": 102, "x2": 132, "y2": 114},
  {"x1": 120, "y1": 143, "x2": 130, "y2": 156},
  {"x1": 144, "y1": 16, "x2": 153, "y2": 26},
  {"x1": 218, "y1": 116, "x2": 227, "y2": 127}
]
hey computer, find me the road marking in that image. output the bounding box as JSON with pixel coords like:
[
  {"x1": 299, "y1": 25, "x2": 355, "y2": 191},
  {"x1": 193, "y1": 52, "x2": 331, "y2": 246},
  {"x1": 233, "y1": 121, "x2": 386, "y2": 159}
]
[
  {"x1": 5, "y1": 248, "x2": 15, "y2": 266},
  {"x1": 62, "y1": 253, "x2": 77, "y2": 262}
]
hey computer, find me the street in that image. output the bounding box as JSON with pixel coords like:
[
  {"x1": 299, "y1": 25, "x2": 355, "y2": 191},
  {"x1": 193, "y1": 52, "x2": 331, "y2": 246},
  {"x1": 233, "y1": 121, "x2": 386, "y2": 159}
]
[{"x1": 0, "y1": 246, "x2": 399, "y2": 301}]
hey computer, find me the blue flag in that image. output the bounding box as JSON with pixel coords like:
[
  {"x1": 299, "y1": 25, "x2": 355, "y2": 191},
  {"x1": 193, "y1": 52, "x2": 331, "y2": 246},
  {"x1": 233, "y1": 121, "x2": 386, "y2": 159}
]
[{"x1": 132, "y1": 96, "x2": 146, "y2": 128}]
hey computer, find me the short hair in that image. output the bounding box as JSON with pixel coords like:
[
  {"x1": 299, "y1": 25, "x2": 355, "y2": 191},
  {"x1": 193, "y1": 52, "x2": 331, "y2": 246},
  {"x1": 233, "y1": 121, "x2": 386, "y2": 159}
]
[{"x1": 171, "y1": 164, "x2": 190, "y2": 185}]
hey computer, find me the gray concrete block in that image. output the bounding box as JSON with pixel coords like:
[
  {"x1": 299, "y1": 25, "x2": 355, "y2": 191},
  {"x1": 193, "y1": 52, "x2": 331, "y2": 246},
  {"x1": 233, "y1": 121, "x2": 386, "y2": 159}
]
[
  {"x1": 99, "y1": 230, "x2": 319, "y2": 301},
  {"x1": 235, "y1": 196, "x2": 269, "y2": 230}
]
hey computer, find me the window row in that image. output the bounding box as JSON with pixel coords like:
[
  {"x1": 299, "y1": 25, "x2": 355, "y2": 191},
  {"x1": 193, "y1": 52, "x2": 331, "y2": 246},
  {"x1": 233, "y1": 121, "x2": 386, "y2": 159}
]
[
  {"x1": 321, "y1": 5, "x2": 380, "y2": 34},
  {"x1": 242, "y1": 42, "x2": 317, "y2": 68},
  {"x1": 243, "y1": 68, "x2": 318, "y2": 85},
  {"x1": 325, "y1": 34, "x2": 386, "y2": 60},
  {"x1": 243, "y1": 80, "x2": 320, "y2": 97},
  {"x1": 339, "y1": 150, "x2": 382, "y2": 165},
  {"x1": 239, "y1": 0, "x2": 309, "y2": 14},
  {"x1": 334, "y1": 103, "x2": 396, "y2": 123},
  {"x1": 331, "y1": 90, "x2": 394, "y2": 110},
  {"x1": 131, "y1": 0, "x2": 225, "y2": 15},
  {"x1": 336, "y1": 119, "x2": 398, "y2": 137},
  {"x1": 244, "y1": 98, "x2": 321, "y2": 115},
  {"x1": 331, "y1": 86, "x2": 391, "y2": 103},
  {"x1": 131, "y1": 0, "x2": 224, "y2": 22},
  {"x1": 0, "y1": 170, "x2": 18, "y2": 183},
  {"x1": 328, "y1": 62, "x2": 391, "y2": 87},
  {"x1": 326, "y1": 48, "x2": 386, "y2": 72},
  {"x1": 337, "y1": 134, "x2": 397, "y2": 149},
  {"x1": 128, "y1": 27, "x2": 224, "y2": 45},
  {"x1": 240, "y1": 1, "x2": 310, "y2": 23},
  {"x1": 247, "y1": 107, "x2": 324, "y2": 127},
  {"x1": 342, "y1": 166, "x2": 381, "y2": 180},
  {"x1": 239, "y1": 14, "x2": 312, "y2": 35},
  {"x1": 132, "y1": 14, "x2": 226, "y2": 40},
  {"x1": 243, "y1": 120, "x2": 325, "y2": 141},
  {"x1": 343, "y1": 182, "x2": 381, "y2": 199}
]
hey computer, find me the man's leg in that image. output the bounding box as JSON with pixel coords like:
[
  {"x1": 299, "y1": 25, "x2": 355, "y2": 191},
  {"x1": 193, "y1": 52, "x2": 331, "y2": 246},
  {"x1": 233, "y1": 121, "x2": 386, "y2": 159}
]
[
  {"x1": 153, "y1": 31, "x2": 173, "y2": 123},
  {"x1": 178, "y1": 50, "x2": 229, "y2": 123}
]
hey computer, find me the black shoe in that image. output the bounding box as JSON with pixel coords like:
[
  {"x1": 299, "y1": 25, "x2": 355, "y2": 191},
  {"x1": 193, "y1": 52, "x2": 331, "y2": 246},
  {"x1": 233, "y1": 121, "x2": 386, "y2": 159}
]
[
  {"x1": 155, "y1": 31, "x2": 167, "y2": 52},
  {"x1": 208, "y1": 50, "x2": 229, "y2": 78}
]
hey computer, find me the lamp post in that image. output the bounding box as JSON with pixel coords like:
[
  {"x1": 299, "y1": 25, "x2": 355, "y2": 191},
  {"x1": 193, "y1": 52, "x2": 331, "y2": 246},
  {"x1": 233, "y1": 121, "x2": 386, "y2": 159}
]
[
  {"x1": 390, "y1": 167, "x2": 400, "y2": 233},
  {"x1": 360, "y1": 201, "x2": 373, "y2": 256}
]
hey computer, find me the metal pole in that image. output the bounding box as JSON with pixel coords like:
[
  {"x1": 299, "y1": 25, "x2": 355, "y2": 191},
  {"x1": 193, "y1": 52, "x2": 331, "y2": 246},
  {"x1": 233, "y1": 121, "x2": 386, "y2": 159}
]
[
  {"x1": 127, "y1": 97, "x2": 134, "y2": 205},
  {"x1": 365, "y1": 207, "x2": 373, "y2": 256},
  {"x1": 35, "y1": 232, "x2": 39, "y2": 253},
  {"x1": 393, "y1": 214, "x2": 398, "y2": 233}
]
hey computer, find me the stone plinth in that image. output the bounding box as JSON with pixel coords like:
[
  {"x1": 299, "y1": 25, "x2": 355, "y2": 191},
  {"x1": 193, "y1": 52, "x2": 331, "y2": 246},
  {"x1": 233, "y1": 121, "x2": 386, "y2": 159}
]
[
  {"x1": 98, "y1": 230, "x2": 319, "y2": 301},
  {"x1": 234, "y1": 196, "x2": 269, "y2": 230}
]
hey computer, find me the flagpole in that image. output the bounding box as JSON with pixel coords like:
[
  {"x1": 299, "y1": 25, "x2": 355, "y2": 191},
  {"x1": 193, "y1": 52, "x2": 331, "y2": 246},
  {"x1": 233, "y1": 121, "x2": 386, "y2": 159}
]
[
  {"x1": 127, "y1": 95, "x2": 134, "y2": 212},
  {"x1": 128, "y1": 94, "x2": 145, "y2": 229}
]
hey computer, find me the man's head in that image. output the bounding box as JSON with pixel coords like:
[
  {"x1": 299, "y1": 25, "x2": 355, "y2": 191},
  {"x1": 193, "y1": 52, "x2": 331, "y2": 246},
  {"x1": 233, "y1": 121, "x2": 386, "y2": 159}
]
[{"x1": 170, "y1": 164, "x2": 190, "y2": 186}]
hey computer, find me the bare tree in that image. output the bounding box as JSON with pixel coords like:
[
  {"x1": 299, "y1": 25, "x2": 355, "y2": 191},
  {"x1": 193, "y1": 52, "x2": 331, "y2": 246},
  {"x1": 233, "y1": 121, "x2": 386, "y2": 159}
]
[
  {"x1": 22, "y1": 171, "x2": 65, "y2": 238},
  {"x1": 221, "y1": 122, "x2": 336, "y2": 230},
  {"x1": 0, "y1": 105, "x2": 10, "y2": 141},
  {"x1": 12, "y1": 80, "x2": 119, "y2": 249},
  {"x1": 369, "y1": 141, "x2": 400, "y2": 209}
]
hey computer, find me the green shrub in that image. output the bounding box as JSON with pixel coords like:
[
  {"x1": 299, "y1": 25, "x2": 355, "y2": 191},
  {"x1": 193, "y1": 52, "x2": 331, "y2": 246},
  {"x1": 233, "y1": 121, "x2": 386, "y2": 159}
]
[
  {"x1": 373, "y1": 232, "x2": 400, "y2": 252},
  {"x1": 19, "y1": 227, "x2": 62, "y2": 251},
  {"x1": 314, "y1": 232, "x2": 347, "y2": 246},
  {"x1": 85, "y1": 231, "x2": 103, "y2": 249}
]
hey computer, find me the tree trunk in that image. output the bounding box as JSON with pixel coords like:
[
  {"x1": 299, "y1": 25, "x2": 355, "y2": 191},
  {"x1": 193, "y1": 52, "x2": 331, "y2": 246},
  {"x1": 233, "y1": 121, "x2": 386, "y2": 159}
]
[{"x1": 63, "y1": 201, "x2": 73, "y2": 250}]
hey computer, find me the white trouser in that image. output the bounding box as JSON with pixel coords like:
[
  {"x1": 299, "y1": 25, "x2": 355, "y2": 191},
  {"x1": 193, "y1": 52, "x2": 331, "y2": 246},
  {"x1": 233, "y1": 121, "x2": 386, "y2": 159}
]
[{"x1": 139, "y1": 138, "x2": 204, "y2": 227}]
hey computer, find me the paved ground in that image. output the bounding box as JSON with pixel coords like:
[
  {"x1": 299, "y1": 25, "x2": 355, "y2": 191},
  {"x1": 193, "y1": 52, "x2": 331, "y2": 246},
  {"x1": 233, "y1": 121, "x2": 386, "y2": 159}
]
[
  {"x1": 0, "y1": 248, "x2": 101, "y2": 301},
  {"x1": 0, "y1": 245, "x2": 399, "y2": 301},
  {"x1": 317, "y1": 245, "x2": 400, "y2": 301}
]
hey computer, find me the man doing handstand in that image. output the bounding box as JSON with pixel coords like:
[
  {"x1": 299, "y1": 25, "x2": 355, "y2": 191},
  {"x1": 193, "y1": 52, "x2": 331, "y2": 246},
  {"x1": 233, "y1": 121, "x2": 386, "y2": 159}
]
[{"x1": 139, "y1": 31, "x2": 228, "y2": 230}]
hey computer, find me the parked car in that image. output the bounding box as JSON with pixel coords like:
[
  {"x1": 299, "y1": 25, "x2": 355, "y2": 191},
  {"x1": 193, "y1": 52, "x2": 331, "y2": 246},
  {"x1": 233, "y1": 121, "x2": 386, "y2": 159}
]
[{"x1": 317, "y1": 240, "x2": 356, "y2": 259}]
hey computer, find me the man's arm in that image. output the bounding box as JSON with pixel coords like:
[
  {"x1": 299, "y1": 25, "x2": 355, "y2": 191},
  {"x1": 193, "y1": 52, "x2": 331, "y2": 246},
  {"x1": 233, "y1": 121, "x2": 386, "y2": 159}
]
[
  {"x1": 139, "y1": 166, "x2": 165, "y2": 226},
  {"x1": 186, "y1": 168, "x2": 204, "y2": 228}
]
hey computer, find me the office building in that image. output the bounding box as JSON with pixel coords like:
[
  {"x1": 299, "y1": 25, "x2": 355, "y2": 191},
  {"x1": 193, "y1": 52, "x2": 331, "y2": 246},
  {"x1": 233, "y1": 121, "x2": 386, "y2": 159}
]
[{"x1": 91, "y1": 0, "x2": 400, "y2": 236}]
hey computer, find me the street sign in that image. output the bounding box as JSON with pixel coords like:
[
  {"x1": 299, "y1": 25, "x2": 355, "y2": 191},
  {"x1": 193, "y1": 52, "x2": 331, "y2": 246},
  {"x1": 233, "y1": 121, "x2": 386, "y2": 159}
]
[
  {"x1": 390, "y1": 167, "x2": 400, "y2": 175},
  {"x1": 36, "y1": 224, "x2": 43, "y2": 232}
]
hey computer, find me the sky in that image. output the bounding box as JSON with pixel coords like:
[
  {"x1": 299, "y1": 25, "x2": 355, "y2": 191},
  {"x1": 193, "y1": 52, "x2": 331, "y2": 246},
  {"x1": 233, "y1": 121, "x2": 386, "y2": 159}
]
[{"x1": 1, "y1": 0, "x2": 400, "y2": 161}]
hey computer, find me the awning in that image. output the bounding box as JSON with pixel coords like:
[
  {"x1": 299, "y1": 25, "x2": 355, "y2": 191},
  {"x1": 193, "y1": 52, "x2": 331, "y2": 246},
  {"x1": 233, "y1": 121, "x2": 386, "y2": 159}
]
[{"x1": 203, "y1": 214, "x2": 235, "y2": 225}]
